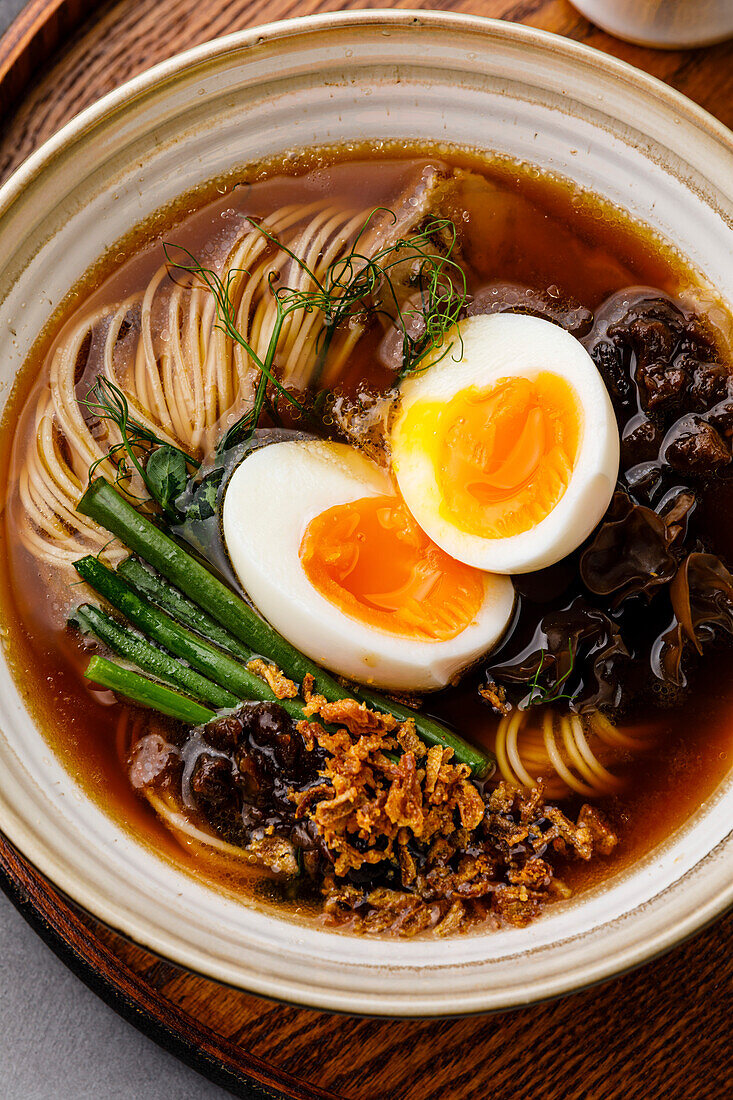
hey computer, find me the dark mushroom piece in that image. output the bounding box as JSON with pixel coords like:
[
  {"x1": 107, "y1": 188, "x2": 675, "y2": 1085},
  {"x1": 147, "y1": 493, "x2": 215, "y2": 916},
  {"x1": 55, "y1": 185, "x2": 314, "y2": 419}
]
[
  {"x1": 652, "y1": 552, "x2": 733, "y2": 686},
  {"x1": 661, "y1": 414, "x2": 731, "y2": 476},
  {"x1": 467, "y1": 281, "x2": 594, "y2": 337},
  {"x1": 671, "y1": 552, "x2": 733, "y2": 651},
  {"x1": 579, "y1": 491, "x2": 686, "y2": 605},
  {"x1": 485, "y1": 597, "x2": 629, "y2": 713},
  {"x1": 583, "y1": 288, "x2": 721, "y2": 422}
]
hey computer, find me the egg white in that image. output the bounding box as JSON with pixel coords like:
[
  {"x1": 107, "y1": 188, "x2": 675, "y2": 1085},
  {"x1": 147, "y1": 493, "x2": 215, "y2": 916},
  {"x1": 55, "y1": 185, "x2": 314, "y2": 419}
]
[
  {"x1": 391, "y1": 313, "x2": 620, "y2": 574},
  {"x1": 222, "y1": 439, "x2": 515, "y2": 692}
]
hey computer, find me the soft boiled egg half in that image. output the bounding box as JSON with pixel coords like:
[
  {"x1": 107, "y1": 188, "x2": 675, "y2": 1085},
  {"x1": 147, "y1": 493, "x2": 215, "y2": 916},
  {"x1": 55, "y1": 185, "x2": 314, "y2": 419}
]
[
  {"x1": 223, "y1": 440, "x2": 515, "y2": 692},
  {"x1": 391, "y1": 313, "x2": 620, "y2": 574}
]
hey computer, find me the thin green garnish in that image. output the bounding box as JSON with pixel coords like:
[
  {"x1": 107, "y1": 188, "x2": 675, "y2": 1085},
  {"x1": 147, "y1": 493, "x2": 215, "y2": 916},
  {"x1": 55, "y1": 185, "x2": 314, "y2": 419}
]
[
  {"x1": 526, "y1": 642, "x2": 577, "y2": 708},
  {"x1": 164, "y1": 208, "x2": 467, "y2": 452},
  {"x1": 81, "y1": 376, "x2": 199, "y2": 512}
]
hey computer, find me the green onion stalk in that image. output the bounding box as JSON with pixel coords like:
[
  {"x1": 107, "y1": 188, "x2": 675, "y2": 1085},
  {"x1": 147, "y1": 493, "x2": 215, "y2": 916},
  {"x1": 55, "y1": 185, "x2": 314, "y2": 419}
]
[{"x1": 76, "y1": 477, "x2": 493, "y2": 775}]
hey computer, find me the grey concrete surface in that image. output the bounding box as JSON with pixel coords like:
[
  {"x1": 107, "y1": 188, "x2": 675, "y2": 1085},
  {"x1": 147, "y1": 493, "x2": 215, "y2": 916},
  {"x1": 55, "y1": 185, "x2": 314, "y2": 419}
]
[
  {"x1": 0, "y1": 3, "x2": 242, "y2": 1096},
  {"x1": 0, "y1": 893, "x2": 234, "y2": 1098},
  {"x1": 0, "y1": 0, "x2": 25, "y2": 31}
]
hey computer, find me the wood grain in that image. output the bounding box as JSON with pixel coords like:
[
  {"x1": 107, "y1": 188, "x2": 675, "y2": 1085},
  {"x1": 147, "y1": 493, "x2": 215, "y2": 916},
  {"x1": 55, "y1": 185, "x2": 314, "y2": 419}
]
[
  {"x1": 0, "y1": 0, "x2": 86, "y2": 118},
  {"x1": 1, "y1": 2, "x2": 733, "y2": 1099},
  {"x1": 2, "y1": 828, "x2": 732, "y2": 1100},
  {"x1": 2, "y1": 0, "x2": 733, "y2": 186}
]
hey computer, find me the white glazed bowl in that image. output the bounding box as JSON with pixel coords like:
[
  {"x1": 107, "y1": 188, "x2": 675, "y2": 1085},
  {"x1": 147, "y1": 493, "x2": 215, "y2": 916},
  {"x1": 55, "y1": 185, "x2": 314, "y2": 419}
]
[{"x1": 1, "y1": 12, "x2": 732, "y2": 1016}]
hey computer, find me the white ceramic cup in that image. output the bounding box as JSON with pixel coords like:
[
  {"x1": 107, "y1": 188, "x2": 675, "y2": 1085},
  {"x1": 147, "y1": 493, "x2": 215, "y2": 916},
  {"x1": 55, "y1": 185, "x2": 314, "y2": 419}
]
[{"x1": 571, "y1": 0, "x2": 733, "y2": 48}]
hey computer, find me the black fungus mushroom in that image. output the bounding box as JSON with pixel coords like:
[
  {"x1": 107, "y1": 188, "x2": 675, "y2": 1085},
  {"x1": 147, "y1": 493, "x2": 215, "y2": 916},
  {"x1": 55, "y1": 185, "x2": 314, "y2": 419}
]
[
  {"x1": 579, "y1": 490, "x2": 693, "y2": 605},
  {"x1": 584, "y1": 289, "x2": 720, "y2": 421},
  {"x1": 485, "y1": 597, "x2": 630, "y2": 713},
  {"x1": 662, "y1": 415, "x2": 731, "y2": 476},
  {"x1": 671, "y1": 551, "x2": 733, "y2": 651},
  {"x1": 183, "y1": 702, "x2": 328, "y2": 852},
  {"x1": 652, "y1": 552, "x2": 733, "y2": 686},
  {"x1": 467, "y1": 281, "x2": 594, "y2": 337}
]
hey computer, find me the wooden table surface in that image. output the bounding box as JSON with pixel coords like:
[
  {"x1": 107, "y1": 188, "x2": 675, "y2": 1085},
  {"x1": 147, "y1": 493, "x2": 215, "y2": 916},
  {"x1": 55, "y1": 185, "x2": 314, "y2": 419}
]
[{"x1": 1, "y1": 2, "x2": 732, "y2": 1098}]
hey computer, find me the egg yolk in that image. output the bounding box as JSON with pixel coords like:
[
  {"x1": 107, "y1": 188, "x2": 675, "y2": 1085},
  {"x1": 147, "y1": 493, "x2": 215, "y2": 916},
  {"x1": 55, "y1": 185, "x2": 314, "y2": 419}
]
[
  {"x1": 299, "y1": 494, "x2": 485, "y2": 640},
  {"x1": 404, "y1": 372, "x2": 581, "y2": 539}
]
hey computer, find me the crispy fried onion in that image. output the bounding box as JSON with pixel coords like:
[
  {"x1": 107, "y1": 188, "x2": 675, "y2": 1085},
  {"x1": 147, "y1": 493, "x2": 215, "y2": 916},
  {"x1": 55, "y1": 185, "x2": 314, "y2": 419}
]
[
  {"x1": 246, "y1": 658, "x2": 299, "y2": 700},
  {"x1": 296, "y1": 696, "x2": 616, "y2": 936}
]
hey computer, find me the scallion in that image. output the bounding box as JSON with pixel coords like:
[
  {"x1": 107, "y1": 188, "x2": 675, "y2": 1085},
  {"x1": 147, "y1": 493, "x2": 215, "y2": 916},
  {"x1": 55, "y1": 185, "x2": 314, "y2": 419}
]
[{"x1": 84, "y1": 655, "x2": 215, "y2": 724}]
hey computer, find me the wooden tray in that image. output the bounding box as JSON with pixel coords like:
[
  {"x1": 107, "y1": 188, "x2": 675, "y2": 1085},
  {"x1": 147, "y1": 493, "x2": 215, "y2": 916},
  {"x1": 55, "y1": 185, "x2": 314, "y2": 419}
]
[{"x1": 1, "y1": 3, "x2": 733, "y2": 1098}]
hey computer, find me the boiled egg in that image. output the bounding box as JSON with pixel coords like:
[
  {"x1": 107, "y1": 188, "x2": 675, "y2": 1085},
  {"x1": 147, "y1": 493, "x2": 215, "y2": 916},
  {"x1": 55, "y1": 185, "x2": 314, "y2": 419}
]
[
  {"x1": 391, "y1": 313, "x2": 619, "y2": 574},
  {"x1": 222, "y1": 439, "x2": 515, "y2": 692}
]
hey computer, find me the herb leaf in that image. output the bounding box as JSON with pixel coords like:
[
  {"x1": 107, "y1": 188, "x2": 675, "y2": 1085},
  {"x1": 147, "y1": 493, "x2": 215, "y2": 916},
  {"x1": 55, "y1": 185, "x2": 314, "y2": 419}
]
[
  {"x1": 145, "y1": 446, "x2": 189, "y2": 515},
  {"x1": 81, "y1": 376, "x2": 199, "y2": 507}
]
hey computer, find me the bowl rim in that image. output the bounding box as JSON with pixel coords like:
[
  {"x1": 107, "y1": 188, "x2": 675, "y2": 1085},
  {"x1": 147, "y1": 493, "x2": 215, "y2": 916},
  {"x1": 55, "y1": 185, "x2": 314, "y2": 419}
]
[
  {"x1": 1, "y1": 8, "x2": 733, "y2": 1015},
  {"x1": 2, "y1": 8, "x2": 733, "y2": 231}
]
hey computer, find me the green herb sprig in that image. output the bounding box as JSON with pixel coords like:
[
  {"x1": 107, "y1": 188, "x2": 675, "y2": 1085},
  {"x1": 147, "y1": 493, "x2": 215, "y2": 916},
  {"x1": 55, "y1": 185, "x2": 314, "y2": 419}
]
[
  {"x1": 163, "y1": 241, "x2": 310, "y2": 454},
  {"x1": 81, "y1": 376, "x2": 199, "y2": 514},
  {"x1": 526, "y1": 641, "x2": 577, "y2": 708},
  {"x1": 245, "y1": 209, "x2": 467, "y2": 379},
  {"x1": 165, "y1": 208, "x2": 467, "y2": 453}
]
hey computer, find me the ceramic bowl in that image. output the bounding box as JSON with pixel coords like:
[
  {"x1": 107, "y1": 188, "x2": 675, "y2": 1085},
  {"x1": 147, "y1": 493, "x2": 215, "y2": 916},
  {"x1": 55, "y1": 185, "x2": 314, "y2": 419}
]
[{"x1": 0, "y1": 11, "x2": 732, "y2": 1016}]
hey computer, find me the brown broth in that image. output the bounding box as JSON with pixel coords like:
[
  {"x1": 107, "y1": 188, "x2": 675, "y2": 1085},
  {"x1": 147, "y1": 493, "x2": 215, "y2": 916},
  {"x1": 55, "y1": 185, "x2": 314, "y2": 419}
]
[{"x1": 2, "y1": 144, "x2": 733, "y2": 918}]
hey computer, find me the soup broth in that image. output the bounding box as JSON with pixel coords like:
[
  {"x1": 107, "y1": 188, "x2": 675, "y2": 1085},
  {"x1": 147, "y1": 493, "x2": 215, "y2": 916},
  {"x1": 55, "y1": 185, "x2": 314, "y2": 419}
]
[{"x1": 2, "y1": 144, "x2": 733, "y2": 932}]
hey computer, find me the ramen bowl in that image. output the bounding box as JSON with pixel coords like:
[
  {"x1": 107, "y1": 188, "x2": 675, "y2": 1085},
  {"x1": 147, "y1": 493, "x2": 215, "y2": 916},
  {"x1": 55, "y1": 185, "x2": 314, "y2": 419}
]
[{"x1": 0, "y1": 11, "x2": 732, "y2": 1015}]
